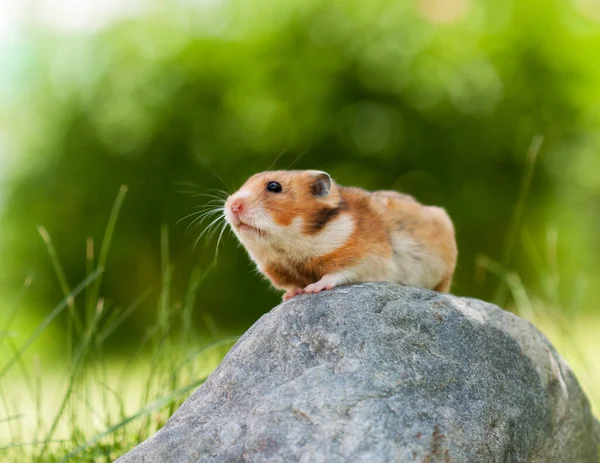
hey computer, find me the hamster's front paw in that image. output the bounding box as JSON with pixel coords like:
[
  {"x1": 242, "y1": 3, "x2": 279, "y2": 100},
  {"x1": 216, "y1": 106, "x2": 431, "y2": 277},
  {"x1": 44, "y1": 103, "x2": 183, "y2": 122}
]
[{"x1": 303, "y1": 273, "x2": 344, "y2": 294}]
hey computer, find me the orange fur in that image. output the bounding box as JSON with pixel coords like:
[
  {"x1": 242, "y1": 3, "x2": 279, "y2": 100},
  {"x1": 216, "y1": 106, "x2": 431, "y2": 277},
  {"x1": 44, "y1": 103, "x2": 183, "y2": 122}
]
[{"x1": 224, "y1": 170, "x2": 458, "y2": 299}]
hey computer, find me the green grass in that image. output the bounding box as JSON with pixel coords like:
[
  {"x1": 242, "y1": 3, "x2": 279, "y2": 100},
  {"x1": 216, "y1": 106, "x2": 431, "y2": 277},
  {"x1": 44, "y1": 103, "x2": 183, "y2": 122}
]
[
  {"x1": 0, "y1": 186, "x2": 238, "y2": 462},
  {"x1": 0, "y1": 177, "x2": 598, "y2": 461}
]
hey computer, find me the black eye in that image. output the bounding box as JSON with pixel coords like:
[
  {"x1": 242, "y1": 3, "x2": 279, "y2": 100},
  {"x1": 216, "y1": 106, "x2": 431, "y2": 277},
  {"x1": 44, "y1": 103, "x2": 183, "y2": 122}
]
[{"x1": 266, "y1": 181, "x2": 282, "y2": 193}]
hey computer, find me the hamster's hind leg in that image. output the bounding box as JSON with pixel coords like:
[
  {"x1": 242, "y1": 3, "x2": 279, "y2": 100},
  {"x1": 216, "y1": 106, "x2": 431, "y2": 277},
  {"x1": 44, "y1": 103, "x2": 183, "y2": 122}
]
[
  {"x1": 282, "y1": 288, "x2": 303, "y2": 301},
  {"x1": 433, "y1": 274, "x2": 452, "y2": 293}
]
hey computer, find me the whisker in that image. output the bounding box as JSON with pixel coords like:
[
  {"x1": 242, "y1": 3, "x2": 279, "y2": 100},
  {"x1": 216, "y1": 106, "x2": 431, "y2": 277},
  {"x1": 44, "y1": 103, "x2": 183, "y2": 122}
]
[
  {"x1": 189, "y1": 209, "x2": 223, "y2": 220},
  {"x1": 189, "y1": 193, "x2": 228, "y2": 201},
  {"x1": 206, "y1": 217, "x2": 226, "y2": 242},
  {"x1": 177, "y1": 206, "x2": 224, "y2": 225},
  {"x1": 192, "y1": 205, "x2": 224, "y2": 214},
  {"x1": 206, "y1": 188, "x2": 231, "y2": 198},
  {"x1": 194, "y1": 215, "x2": 226, "y2": 250},
  {"x1": 193, "y1": 200, "x2": 225, "y2": 209},
  {"x1": 214, "y1": 219, "x2": 229, "y2": 260},
  {"x1": 177, "y1": 208, "x2": 221, "y2": 226},
  {"x1": 286, "y1": 149, "x2": 308, "y2": 170},
  {"x1": 186, "y1": 208, "x2": 224, "y2": 232},
  {"x1": 188, "y1": 214, "x2": 224, "y2": 232},
  {"x1": 174, "y1": 181, "x2": 202, "y2": 189},
  {"x1": 266, "y1": 148, "x2": 288, "y2": 171},
  {"x1": 196, "y1": 156, "x2": 234, "y2": 192},
  {"x1": 176, "y1": 189, "x2": 200, "y2": 196},
  {"x1": 173, "y1": 182, "x2": 202, "y2": 196}
]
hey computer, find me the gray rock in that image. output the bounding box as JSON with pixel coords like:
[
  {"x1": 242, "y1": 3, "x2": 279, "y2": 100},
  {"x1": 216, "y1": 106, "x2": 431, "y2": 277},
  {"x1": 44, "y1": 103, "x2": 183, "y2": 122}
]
[{"x1": 117, "y1": 283, "x2": 599, "y2": 463}]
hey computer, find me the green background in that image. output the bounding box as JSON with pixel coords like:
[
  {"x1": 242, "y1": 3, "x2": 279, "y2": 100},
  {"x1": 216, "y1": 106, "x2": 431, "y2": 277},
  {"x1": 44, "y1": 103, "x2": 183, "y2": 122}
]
[{"x1": 1, "y1": 0, "x2": 600, "y2": 351}]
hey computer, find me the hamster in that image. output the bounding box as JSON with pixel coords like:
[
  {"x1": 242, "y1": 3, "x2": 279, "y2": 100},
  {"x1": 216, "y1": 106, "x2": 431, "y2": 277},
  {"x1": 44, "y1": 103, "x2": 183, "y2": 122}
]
[{"x1": 224, "y1": 170, "x2": 457, "y2": 301}]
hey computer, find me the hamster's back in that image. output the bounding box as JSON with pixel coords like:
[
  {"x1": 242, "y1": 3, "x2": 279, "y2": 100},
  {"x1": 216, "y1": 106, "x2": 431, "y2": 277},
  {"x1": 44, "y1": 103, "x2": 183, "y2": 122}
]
[{"x1": 371, "y1": 189, "x2": 457, "y2": 291}]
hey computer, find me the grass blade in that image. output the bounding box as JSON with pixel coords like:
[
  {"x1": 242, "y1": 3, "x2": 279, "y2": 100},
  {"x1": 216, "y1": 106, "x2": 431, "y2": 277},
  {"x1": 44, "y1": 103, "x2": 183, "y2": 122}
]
[
  {"x1": 87, "y1": 185, "x2": 128, "y2": 320},
  {"x1": 181, "y1": 264, "x2": 214, "y2": 346},
  {"x1": 494, "y1": 134, "x2": 543, "y2": 305},
  {"x1": 58, "y1": 378, "x2": 208, "y2": 462},
  {"x1": 38, "y1": 226, "x2": 82, "y2": 335},
  {"x1": 95, "y1": 289, "x2": 152, "y2": 346},
  {"x1": 0, "y1": 275, "x2": 34, "y2": 352},
  {"x1": 39, "y1": 298, "x2": 106, "y2": 457},
  {"x1": 0, "y1": 268, "x2": 103, "y2": 379},
  {"x1": 0, "y1": 440, "x2": 68, "y2": 451},
  {"x1": 0, "y1": 413, "x2": 24, "y2": 424}
]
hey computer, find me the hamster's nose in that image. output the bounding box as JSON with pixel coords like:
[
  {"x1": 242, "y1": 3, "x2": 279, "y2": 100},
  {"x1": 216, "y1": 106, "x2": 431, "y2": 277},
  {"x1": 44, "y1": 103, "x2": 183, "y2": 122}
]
[{"x1": 230, "y1": 199, "x2": 245, "y2": 214}]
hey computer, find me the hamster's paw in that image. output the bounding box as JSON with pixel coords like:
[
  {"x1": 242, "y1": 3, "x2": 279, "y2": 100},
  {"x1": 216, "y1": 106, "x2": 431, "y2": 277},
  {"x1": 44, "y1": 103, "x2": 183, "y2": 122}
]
[
  {"x1": 282, "y1": 288, "x2": 303, "y2": 301},
  {"x1": 304, "y1": 273, "x2": 344, "y2": 294}
]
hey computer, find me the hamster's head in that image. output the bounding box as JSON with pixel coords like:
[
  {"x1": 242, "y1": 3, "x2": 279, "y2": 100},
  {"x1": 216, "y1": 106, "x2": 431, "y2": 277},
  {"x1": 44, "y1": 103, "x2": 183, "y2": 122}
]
[{"x1": 224, "y1": 170, "x2": 343, "y2": 247}]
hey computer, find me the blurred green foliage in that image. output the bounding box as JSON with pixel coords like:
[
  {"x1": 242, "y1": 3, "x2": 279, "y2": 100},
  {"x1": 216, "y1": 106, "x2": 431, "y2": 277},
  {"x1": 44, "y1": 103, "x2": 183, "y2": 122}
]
[{"x1": 1, "y1": 0, "x2": 600, "y2": 349}]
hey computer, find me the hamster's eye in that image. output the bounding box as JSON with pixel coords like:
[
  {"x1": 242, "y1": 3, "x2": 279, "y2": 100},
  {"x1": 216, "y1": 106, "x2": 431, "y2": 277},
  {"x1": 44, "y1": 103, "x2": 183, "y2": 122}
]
[{"x1": 266, "y1": 181, "x2": 282, "y2": 193}]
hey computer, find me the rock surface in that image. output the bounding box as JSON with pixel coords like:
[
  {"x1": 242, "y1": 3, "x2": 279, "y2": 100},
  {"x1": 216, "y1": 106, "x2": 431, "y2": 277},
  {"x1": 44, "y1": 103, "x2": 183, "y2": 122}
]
[{"x1": 117, "y1": 283, "x2": 599, "y2": 463}]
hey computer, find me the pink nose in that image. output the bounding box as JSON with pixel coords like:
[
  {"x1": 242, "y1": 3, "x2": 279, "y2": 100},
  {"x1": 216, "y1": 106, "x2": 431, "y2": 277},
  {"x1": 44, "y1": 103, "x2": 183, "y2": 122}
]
[{"x1": 231, "y1": 200, "x2": 245, "y2": 213}]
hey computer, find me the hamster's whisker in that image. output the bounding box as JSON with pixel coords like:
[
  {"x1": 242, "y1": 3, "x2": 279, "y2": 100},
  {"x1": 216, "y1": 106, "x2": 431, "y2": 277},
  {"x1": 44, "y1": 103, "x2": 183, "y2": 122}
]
[
  {"x1": 177, "y1": 208, "x2": 220, "y2": 225},
  {"x1": 186, "y1": 208, "x2": 225, "y2": 232},
  {"x1": 266, "y1": 148, "x2": 289, "y2": 171},
  {"x1": 206, "y1": 218, "x2": 228, "y2": 250},
  {"x1": 186, "y1": 211, "x2": 221, "y2": 231},
  {"x1": 195, "y1": 198, "x2": 226, "y2": 206},
  {"x1": 207, "y1": 188, "x2": 231, "y2": 198},
  {"x1": 178, "y1": 207, "x2": 224, "y2": 228},
  {"x1": 174, "y1": 181, "x2": 201, "y2": 190},
  {"x1": 194, "y1": 214, "x2": 227, "y2": 250},
  {"x1": 193, "y1": 201, "x2": 225, "y2": 211},
  {"x1": 190, "y1": 208, "x2": 225, "y2": 218},
  {"x1": 176, "y1": 189, "x2": 200, "y2": 197},
  {"x1": 214, "y1": 218, "x2": 229, "y2": 260},
  {"x1": 286, "y1": 149, "x2": 307, "y2": 170},
  {"x1": 173, "y1": 181, "x2": 204, "y2": 197},
  {"x1": 190, "y1": 193, "x2": 228, "y2": 201}
]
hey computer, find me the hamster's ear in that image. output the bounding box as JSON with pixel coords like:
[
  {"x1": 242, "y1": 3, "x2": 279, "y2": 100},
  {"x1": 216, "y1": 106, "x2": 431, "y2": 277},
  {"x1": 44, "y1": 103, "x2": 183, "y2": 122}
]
[{"x1": 310, "y1": 171, "x2": 332, "y2": 197}]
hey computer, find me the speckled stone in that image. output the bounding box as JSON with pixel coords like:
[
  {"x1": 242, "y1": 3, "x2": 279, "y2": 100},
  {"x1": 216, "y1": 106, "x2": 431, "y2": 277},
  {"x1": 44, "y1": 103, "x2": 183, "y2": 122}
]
[{"x1": 117, "y1": 283, "x2": 599, "y2": 463}]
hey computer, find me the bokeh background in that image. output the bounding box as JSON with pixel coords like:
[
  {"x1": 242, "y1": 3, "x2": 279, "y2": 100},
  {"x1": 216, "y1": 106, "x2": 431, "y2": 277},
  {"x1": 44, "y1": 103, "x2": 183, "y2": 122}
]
[{"x1": 1, "y1": 0, "x2": 599, "y2": 450}]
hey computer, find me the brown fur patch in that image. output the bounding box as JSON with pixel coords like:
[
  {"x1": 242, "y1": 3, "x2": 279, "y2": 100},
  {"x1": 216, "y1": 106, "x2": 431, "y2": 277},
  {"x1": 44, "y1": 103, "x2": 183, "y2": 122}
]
[
  {"x1": 263, "y1": 187, "x2": 394, "y2": 288},
  {"x1": 306, "y1": 200, "x2": 348, "y2": 234},
  {"x1": 265, "y1": 261, "x2": 321, "y2": 288}
]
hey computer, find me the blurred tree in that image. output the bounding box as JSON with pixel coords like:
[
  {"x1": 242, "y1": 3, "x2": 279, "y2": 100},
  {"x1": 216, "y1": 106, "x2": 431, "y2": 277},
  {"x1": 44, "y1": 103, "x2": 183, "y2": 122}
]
[{"x1": 1, "y1": 0, "x2": 599, "y2": 350}]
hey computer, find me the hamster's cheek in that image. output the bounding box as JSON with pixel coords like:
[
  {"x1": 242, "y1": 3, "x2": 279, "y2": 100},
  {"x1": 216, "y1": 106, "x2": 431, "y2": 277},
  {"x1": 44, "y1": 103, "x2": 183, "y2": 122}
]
[
  {"x1": 250, "y1": 209, "x2": 279, "y2": 232},
  {"x1": 289, "y1": 216, "x2": 304, "y2": 234},
  {"x1": 275, "y1": 217, "x2": 304, "y2": 241},
  {"x1": 267, "y1": 203, "x2": 297, "y2": 228}
]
